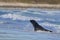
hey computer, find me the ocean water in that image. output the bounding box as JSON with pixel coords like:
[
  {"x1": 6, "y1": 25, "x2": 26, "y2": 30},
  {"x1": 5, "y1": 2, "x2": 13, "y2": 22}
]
[{"x1": 0, "y1": 8, "x2": 60, "y2": 40}]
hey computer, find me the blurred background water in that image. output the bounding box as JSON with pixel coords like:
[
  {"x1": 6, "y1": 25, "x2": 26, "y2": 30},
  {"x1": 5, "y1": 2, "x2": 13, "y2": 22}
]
[{"x1": 0, "y1": 8, "x2": 60, "y2": 40}]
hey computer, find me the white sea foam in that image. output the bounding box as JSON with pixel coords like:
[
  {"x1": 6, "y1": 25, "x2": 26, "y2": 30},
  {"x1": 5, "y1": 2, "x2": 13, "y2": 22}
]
[{"x1": 0, "y1": 13, "x2": 42, "y2": 21}]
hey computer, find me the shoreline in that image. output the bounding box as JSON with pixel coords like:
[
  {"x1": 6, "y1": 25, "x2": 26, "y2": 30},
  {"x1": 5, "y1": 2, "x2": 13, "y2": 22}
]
[{"x1": 0, "y1": 2, "x2": 60, "y2": 9}]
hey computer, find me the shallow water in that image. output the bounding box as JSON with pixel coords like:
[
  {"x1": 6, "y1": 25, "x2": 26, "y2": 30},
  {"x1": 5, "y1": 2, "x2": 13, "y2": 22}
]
[
  {"x1": 0, "y1": 30, "x2": 60, "y2": 40},
  {"x1": 0, "y1": 8, "x2": 60, "y2": 40}
]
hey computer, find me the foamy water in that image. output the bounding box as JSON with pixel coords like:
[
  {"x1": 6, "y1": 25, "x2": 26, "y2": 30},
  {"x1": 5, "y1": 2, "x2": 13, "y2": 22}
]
[{"x1": 0, "y1": 8, "x2": 60, "y2": 40}]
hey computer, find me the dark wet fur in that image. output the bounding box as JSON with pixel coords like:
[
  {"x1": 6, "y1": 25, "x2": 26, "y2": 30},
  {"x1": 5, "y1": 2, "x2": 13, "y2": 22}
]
[{"x1": 30, "y1": 20, "x2": 52, "y2": 32}]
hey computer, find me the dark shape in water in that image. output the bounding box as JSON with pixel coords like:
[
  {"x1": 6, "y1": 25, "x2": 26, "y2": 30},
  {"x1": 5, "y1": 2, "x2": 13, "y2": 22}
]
[{"x1": 30, "y1": 20, "x2": 52, "y2": 32}]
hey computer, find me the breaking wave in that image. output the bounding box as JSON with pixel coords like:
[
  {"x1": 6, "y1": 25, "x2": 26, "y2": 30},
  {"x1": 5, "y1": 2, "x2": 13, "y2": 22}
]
[{"x1": 0, "y1": 8, "x2": 60, "y2": 33}]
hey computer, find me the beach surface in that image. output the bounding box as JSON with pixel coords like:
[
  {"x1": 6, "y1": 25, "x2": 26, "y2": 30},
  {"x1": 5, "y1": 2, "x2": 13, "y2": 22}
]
[{"x1": 0, "y1": 2, "x2": 60, "y2": 9}]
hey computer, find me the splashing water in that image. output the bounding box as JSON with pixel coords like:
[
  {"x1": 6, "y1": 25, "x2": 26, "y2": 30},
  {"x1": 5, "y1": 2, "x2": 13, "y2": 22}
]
[{"x1": 0, "y1": 8, "x2": 60, "y2": 40}]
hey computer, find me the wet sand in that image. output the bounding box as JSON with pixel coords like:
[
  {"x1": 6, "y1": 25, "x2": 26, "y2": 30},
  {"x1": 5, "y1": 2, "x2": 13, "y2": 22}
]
[{"x1": 0, "y1": 2, "x2": 60, "y2": 9}]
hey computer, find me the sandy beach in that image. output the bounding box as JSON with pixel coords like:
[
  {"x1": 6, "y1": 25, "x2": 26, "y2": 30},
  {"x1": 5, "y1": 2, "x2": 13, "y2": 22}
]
[{"x1": 0, "y1": 2, "x2": 60, "y2": 9}]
